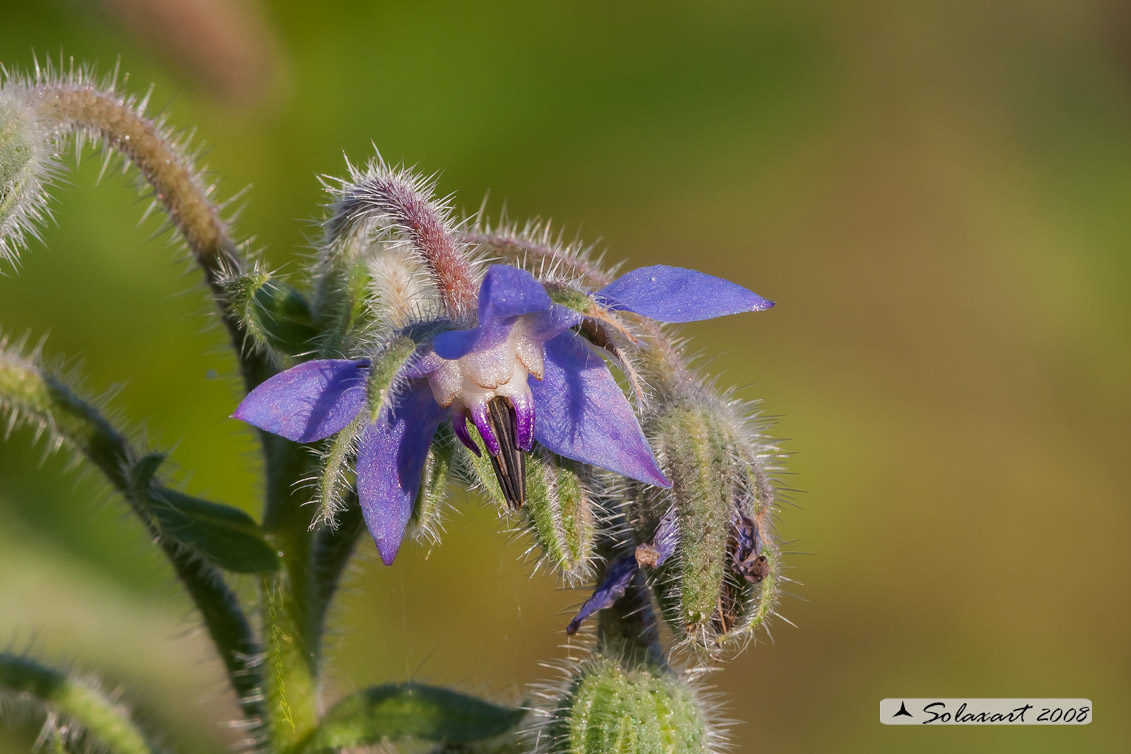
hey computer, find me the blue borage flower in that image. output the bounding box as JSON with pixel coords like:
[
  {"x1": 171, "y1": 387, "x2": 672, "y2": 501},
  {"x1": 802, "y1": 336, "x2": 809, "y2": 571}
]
[{"x1": 234, "y1": 264, "x2": 772, "y2": 564}]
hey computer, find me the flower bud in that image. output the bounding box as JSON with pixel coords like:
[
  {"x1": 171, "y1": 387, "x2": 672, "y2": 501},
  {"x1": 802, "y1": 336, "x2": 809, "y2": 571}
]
[
  {"x1": 535, "y1": 654, "x2": 713, "y2": 754},
  {"x1": 1, "y1": 85, "x2": 55, "y2": 264},
  {"x1": 461, "y1": 445, "x2": 597, "y2": 585},
  {"x1": 634, "y1": 402, "x2": 780, "y2": 652}
]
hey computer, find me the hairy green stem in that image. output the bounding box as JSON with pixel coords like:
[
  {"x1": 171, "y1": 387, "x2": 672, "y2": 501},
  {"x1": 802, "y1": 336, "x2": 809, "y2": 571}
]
[
  {"x1": 0, "y1": 653, "x2": 160, "y2": 754},
  {"x1": 0, "y1": 353, "x2": 264, "y2": 725},
  {"x1": 260, "y1": 438, "x2": 321, "y2": 752},
  {"x1": 29, "y1": 80, "x2": 275, "y2": 391}
]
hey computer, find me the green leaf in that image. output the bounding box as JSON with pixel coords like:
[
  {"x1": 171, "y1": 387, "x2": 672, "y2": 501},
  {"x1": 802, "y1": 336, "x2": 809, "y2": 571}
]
[
  {"x1": 127, "y1": 453, "x2": 279, "y2": 573},
  {"x1": 300, "y1": 684, "x2": 525, "y2": 752},
  {"x1": 150, "y1": 488, "x2": 280, "y2": 573}
]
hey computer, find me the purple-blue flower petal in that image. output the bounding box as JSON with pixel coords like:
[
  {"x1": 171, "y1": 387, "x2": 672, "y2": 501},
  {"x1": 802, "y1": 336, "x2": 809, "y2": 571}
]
[
  {"x1": 566, "y1": 556, "x2": 638, "y2": 635},
  {"x1": 530, "y1": 333, "x2": 669, "y2": 488},
  {"x1": 232, "y1": 359, "x2": 368, "y2": 443},
  {"x1": 355, "y1": 385, "x2": 443, "y2": 565},
  {"x1": 597, "y1": 265, "x2": 774, "y2": 323},
  {"x1": 450, "y1": 408, "x2": 481, "y2": 456},
  {"x1": 469, "y1": 402, "x2": 501, "y2": 457},
  {"x1": 433, "y1": 265, "x2": 553, "y2": 360},
  {"x1": 651, "y1": 506, "x2": 679, "y2": 566},
  {"x1": 525, "y1": 303, "x2": 584, "y2": 342}
]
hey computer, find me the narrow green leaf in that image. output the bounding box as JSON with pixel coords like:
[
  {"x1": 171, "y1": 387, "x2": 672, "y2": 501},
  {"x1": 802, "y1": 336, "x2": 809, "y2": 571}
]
[
  {"x1": 128, "y1": 453, "x2": 279, "y2": 573},
  {"x1": 150, "y1": 488, "x2": 280, "y2": 573},
  {"x1": 300, "y1": 684, "x2": 525, "y2": 752}
]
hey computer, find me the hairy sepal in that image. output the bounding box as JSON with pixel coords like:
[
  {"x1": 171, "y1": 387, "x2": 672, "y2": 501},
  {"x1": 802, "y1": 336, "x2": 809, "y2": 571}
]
[
  {"x1": 0, "y1": 85, "x2": 56, "y2": 265},
  {"x1": 409, "y1": 425, "x2": 456, "y2": 546}
]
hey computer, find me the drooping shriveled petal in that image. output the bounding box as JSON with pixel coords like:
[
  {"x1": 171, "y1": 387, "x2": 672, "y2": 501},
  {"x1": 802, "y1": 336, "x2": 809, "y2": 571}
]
[
  {"x1": 566, "y1": 556, "x2": 637, "y2": 635},
  {"x1": 597, "y1": 265, "x2": 774, "y2": 323},
  {"x1": 355, "y1": 385, "x2": 444, "y2": 565},
  {"x1": 634, "y1": 506, "x2": 679, "y2": 568},
  {"x1": 232, "y1": 359, "x2": 368, "y2": 442},
  {"x1": 530, "y1": 333, "x2": 669, "y2": 487},
  {"x1": 568, "y1": 511, "x2": 678, "y2": 633},
  {"x1": 433, "y1": 265, "x2": 553, "y2": 360}
]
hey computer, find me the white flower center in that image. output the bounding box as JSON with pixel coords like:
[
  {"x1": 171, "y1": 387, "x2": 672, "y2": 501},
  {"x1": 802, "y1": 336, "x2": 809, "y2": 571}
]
[{"x1": 426, "y1": 318, "x2": 545, "y2": 412}]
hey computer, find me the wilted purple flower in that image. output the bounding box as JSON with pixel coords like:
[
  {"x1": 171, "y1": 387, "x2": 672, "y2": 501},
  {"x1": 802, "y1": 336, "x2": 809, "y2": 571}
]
[
  {"x1": 234, "y1": 263, "x2": 771, "y2": 565},
  {"x1": 566, "y1": 507, "x2": 679, "y2": 635}
]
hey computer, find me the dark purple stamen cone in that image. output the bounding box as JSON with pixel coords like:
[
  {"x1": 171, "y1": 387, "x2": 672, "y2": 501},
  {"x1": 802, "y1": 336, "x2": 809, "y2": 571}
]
[{"x1": 487, "y1": 396, "x2": 526, "y2": 509}]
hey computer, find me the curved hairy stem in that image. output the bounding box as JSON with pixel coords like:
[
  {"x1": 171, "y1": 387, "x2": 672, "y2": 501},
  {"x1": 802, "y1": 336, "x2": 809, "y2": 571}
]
[
  {"x1": 0, "y1": 653, "x2": 160, "y2": 754},
  {"x1": 0, "y1": 344, "x2": 264, "y2": 726},
  {"x1": 13, "y1": 70, "x2": 275, "y2": 391},
  {"x1": 259, "y1": 439, "x2": 321, "y2": 752}
]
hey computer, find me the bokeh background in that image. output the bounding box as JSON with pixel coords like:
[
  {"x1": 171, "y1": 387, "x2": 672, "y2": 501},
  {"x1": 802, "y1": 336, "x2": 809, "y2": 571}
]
[{"x1": 2, "y1": 1, "x2": 1130, "y2": 752}]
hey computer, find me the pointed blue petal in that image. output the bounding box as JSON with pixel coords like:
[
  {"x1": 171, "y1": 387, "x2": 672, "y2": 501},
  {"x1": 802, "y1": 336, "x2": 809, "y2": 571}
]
[
  {"x1": 530, "y1": 333, "x2": 669, "y2": 487},
  {"x1": 232, "y1": 359, "x2": 368, "y2": 443},
  {"x1": 355, "y1": 385, "x2": 443, "y2": 565},
  {"x1": 433, "y1": 265, "x2": 552, "y2": 360},
  {"x1": 597, "y1": 265, "x2": 774, "y2": 323},
  {"x1": 566, "y1": 556, "x2": 638, "y2": 635}
]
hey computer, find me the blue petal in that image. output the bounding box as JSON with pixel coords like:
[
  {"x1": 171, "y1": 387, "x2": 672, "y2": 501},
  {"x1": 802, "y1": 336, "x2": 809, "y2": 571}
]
[
  {"x1": 526, "y1": 303, "x2": 583, "y2": 342},
  {"x1": 652, "y1": 506, "x2": 679, "y2": 566},
  {"x1": 566, "y1": 556, "x2": 637, "y2": 635},
  {"x1": 232, "y1": 359, "x2": 368, "y2": 443},
  {"x1": 597, "y1": 265, "x2": 774, "y2": 323},
  {"x1": 433, "y1": 265, "x2": 553, "y2": 360},
  {"x1": 356, "y1": 384, "x2": 443, "y2": 565},
  {"x1": 530, "y1": 333, "x2": 669, "y2": 487}
]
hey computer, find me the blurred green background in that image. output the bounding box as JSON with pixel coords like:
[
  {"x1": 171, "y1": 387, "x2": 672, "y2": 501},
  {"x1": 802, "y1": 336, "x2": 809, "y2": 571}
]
[{"x1": 2, "y1": 1, "x2": 1130, "y2": 752}]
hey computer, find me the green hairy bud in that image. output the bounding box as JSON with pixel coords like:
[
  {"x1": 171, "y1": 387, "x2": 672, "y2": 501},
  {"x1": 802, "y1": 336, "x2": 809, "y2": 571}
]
[
  {"x1": 0, "y1": 86, "x2": 54, "y2": 264},
  {"x1": 636, "y1": 401, "x2": 781, "y2": 652},
  {"x1": 538, "y1": 654, "x2": 713, "y2": 754}
]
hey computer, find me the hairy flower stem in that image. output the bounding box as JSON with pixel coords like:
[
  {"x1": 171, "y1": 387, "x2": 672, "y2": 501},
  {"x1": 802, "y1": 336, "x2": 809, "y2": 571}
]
[
  {"x1": 0, "y1": 353, "x2": 264, "y2": 726},
  {"x1": 29, "y1": 81, "x2": 274, "y2": 391},
  {"x1": 0, "y1": 653, "x2": 159, "y2": 754},
  {"x1": 260, "y1": 439, "x2": 321, "y2": 752}
]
